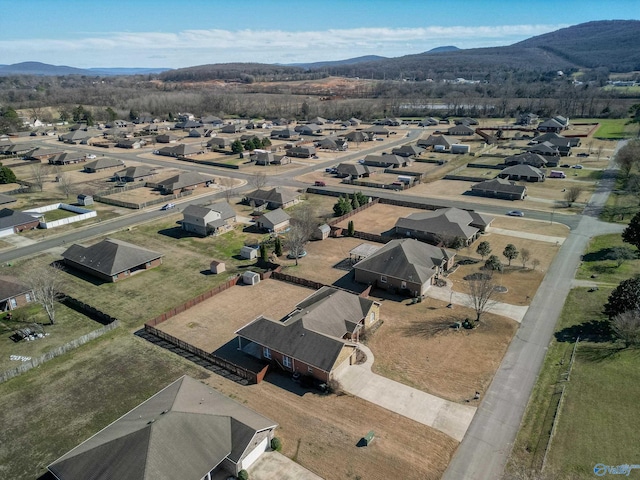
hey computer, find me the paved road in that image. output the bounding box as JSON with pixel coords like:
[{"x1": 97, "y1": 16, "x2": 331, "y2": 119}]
[
  {"x1": 337, "y1": 344, "x2": 476, "y2": 442},
  {"x1": 442, "y1": 145, "x2": 625, "y2": 480}
]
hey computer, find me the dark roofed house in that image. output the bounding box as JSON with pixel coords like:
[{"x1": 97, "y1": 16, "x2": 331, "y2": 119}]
[
  {"x1": 114, "y1": 166, "x2": 155, "y2": 183},
  {"x1": 344, "y1": 131, "x2": 369, "y2": 143},
  {"x1": 116, "y1": 139, "x2": 144, "y2": 149},
  {"x1": 504, "y1": 152, "x2": 548, "y2": 168},
  {"x1": 394, "y1": 207, "x2": 493, "y2": 246},
  {"x1": 417, "y1": 134, "x2": 452, "y2": 151},
  {"x1": 48, "y1": 375, "x2": 277, "y2": 480},
  {"x1": 418, "y1": 117, "x2": 438, "y2": 127},
  {"x1": 156, "y1": 134, "x2": 178, "y2": 144},
  {"x1": 47, "y1": 152, "x2": 87, "y2": 166},
  {"x1": 236, "y1": 286, "x2": 380, "y2": 382},
  {"x1": 207, "y1": 137, "x2": 233, "y2": 149},
  {"x1": 391, "y1": 145, "x2": 424, "y2": 157},
  {"x1": 537, "y1": 117, "x2": 568, "y2": 133},
  {"x1": 220, "y1": 124, "x2": 243, "y2": 134},
  {"x1": 170, "y1": 143, "x2": 205, "y2": 157},
  {"x1": 498, "y1": 164, "x2": 545, "y2": 182},
  {"x1": 447, "y1": 124, "x2": 475, "y2": 136},
  {"x1": 335, "y1": 162, "x2": 372, "y2": 179},
  {"x1": 83, "y1": 158, "x2": 124, "y2": 173},
  {"x1": 455, "y1": 117, "x2": 479, "y2": 126},
  {"x1": 530, "y1": 132, "x2": 577, "y2": 155},
  {"x1": 245, "y1": 187, "x2": 300, "y2": 209},
  {"x1": 24, "y1": 147, "x2": 66, "y2": 162},
  {"x1": 62, "y1": 238, "x2": 163, "y2": 283},
  {"x1": 270, "y1": 128, "x2": 298, "y2": 140},
  {"x1": 182, "y1": 202, "x2": 236, "y2": 236},
  {"x1": 156, "y1": 171, "x2": 213, "y2": 194},
  {"x1": 252, "y1": 151, "x2": 291, "y2": 166},
  {"x1": 0, "y1": 208, "x2": 41, "y2": 236},
  {"x1": 255, "y1": 208, "x2": 290, "y2": 233},
  {"x1": 471, "y1": 178, "x2": 527, "y2": 200},
  {"x1": 295, "y1": 124, "x2": 323, "y2": 135},
  {"x1": 527, "y1": 141, "x2": 560, "y2": 157},
  {"x1": 285, "y1": 145, "x2": 316, "y2": 158},
  {"x1": 354, "y1": 238, "x2": 455, "y2": 297},
  {"x1": 362, "y1": 154, "x2": 408, "y2": 168},
  {"x1": 0, "y1": 276, "x2": 33, "y2": 311}
]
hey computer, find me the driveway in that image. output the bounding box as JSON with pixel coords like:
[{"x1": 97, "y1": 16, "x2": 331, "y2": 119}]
[
  {"x1": 336, "y1": 344, "x2": 476, "y2": 442},
  {"x1": 486, "y1": 226, "x2": 567, "y2": 245},
  {"x1": 247, "y1": 451, "x2": 323, "y2": 480}
]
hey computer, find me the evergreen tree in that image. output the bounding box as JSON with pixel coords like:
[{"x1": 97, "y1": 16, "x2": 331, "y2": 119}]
[
  {"x1": 231, "y1": 139, "x2": 244, "y2": 154},
  {"x1": 0, "y1": 166, "x2": 17, "y2": 184},
  {"x1": 274, "y1": 237, "x2": 283, "y2": 257}
]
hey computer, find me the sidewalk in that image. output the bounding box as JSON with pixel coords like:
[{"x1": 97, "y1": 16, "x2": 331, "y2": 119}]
[
  {"x1": 487, "y1": 226, "x2": 567, "y2": 245},
  {"x1": 337, "y1": 344, "x2": 476, "y2": 442}
]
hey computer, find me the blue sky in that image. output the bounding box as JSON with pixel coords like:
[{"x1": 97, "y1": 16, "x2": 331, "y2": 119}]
[{"x1": 2, "y1": 0, "x2": 639, "y2": 68}]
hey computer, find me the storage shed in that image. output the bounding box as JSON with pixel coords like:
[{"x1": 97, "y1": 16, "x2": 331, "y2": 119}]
[
  {"x1": 242, "y1": 271, "x2": 260, "y2": 285},
  {"x1": 210, "y1": 260, "x2": 226, "y2": 274},
  {"x1": 240, "y1": 246, "x2": 258, "y2": 260},
  {"x1": 314, "y1": 224, "x2": 331, "y2": 240},
  {"x1": 77, "y1": 194, "x2": 94, "y2": 206}
]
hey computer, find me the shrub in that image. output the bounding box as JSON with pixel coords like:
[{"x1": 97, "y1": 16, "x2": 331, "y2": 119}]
[
  {"x1": 237, "y1": 470, "x2": 249, "y2": 480},
  {"x1": 271, "y1": 437, "x2": 283, "y2": 452}
]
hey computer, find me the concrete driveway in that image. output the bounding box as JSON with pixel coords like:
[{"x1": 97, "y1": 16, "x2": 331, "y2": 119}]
[
  {"x1": 336, "y1": 344, "x2": 476, "y2": 442},
  {"x1": 247, "y1": 451, "x2": 323, "y2": 480}
]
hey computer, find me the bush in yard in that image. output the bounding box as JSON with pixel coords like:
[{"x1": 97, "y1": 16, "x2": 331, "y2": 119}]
[
  {"x1": 0, "y1": 166, "x2": 16, "y2": 184},
  {"x1": 347, "y1": 220, "x2": 355, "y2": 236},
  {"x1": 604, "y1": 275, "x2": 640, "y2": 318},
  {"x1": 237, "y1": 470, "x2": 249, "y2": 480},
  {"x1": 274, "y1": 237, "x2": 282, "y2": 257},
  {"x1": 271, "y1": 437, "x2": 282, "y2": 452},
  {"x1": 484, "y1": 255, "x2": 503, "y2": 272},
  {"x1": 333, "y1": 195, "x2": 352, "y2": 216}
]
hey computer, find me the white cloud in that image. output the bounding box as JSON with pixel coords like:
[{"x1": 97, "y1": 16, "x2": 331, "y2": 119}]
[{"x1": 0, "y1": 24, "x2": 568, "y2": 68}]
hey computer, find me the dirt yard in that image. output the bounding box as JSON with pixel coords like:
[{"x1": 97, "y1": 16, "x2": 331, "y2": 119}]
[
  {"x1": 334, "y1": 203, "x2": 424, "y2": 234},
  {"x1": 367, "y1": 292, "x2": 517, "y2": 403},
  {"x1": 156, "y1": 280, "x2": 316, "y2": 352}
]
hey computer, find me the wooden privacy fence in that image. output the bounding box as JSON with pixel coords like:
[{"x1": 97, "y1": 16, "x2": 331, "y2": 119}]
[
  {"x1": 144, "y1": 325, "x2": 266, "y2": 384},
  {"x1": 328, "y1": 197, "x2": 379, "y2": 226},
  {"x1": 270, "y1": 271, "x2": 325, "y2": 290}
]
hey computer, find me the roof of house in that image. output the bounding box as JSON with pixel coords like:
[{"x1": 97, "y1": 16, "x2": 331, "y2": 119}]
[
  {"x1": 62, "y1": 238, "x2": 163, "y2": 276},
  {"x1": 48, "y1": 375, "x2": 277, "y2": 480},
  {"x1": 395, "y1": 207, "x2": 493, "y2": 239},
  {"x1": 210, "y1": 201, "x2": 236, "y2": 221},
  {"x1": 471, "y1": 178, "x2": 527, "y2": 195},
  {"x1": 183, "y1": 202, "x2": 235, "y2": 222},
  {"x1": 0, "y1": 276, "x2": 31, "y2": 302},
  {"x1": 246, "y1": 187, "x2": 299, "y2": 206},
  {"x1": 0, "y1": 208, "x2": 39, "y2": 230},
  {"x1": 538, "y1": 118, "x2": 564, "y2": 129},
  {"x1": 0, "y1": 193, "x2": 16, "y2": 205},
  {"x1": 171, "y1": 143, "x2": 203, "y2": 156},
  {"x1": 447, "y1": 124, "x2": 475, "y2": 135},
  {"x1": 336, "y1": 163, "x2": 370, "y2": 176},
  {"x1": 418, "y1": 134, "x2": 452, "y2": 148},
  {"x1": 500, "y1": 164, "x2": 545, "y2": 178},
  {"x1": 115, "y1": 166, "x2": 154, "y2": 179},
  {"x1": 158, "y1": 172, "x2": 211, "y2": 191},
  {"x1": 354, "y1": 238, "x2": 453, "y2": 284},
  {"x1": 84, "y1": 158, "x2": 124, "y2": 170},
  {"x1": 363, "y1": 154, "x2": 404, "y2": 166},
  {"x1": 391, "y1": 145, "x2": 424, "y2": 156},
  {"x1": 527, "y1": 141, "x2": 559, "y2": 155},
  {"x1": 504, "y1": 152, "x2": 548, "y2": 167},
  {"x1": 258, "y1": 208, "x2": 290, "y2": 225},
  {"x1": 344, "y1": 131, "x2": 368, "y2": 142}
]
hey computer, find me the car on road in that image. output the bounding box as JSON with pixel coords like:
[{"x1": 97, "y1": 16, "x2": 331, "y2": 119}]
[
  {"x1": 86, "y1": 154, "x2": 97, "y2": 159},
  {"x1": 560, "y1": 164, "x2": 571, "y2": 168},
  {"x1": 577, "y1": 153, "x2": 589, "y2": 157},
  {"x1": 506, "y1": 210, "x2": 524, "y2": 217},
  {"x1": 314, "y1": 180, "x2": 326, "y2": 187},
  {"x1": 161, "y1": 203, "x2": 175, "y2": 210},
  {"x1": 572, "y1": 164, "x2": 584, "y2": 169}
]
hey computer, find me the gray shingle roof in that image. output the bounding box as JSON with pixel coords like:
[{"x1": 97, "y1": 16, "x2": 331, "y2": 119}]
[
  {"x1": 0, "y1": 208, "x2": 39, "y2": 230},
  {"x1": 246, "y1": 187, "x2": 299, "y2": 206},
  {"x1": 354, "y1": 238, "x2": 453, "y2": 284},
  {"x1": 84, "y1": 158, "x2": 124, "y2": 170},
  {"x1": 0, "y1": 276, "x2": 31, "y2": 302},
  {"x1": 395, "y1": 207, "x2": 492, "y2": 240},
  {"x1": 500, "y1": 164, "x2": 544, "y2": 178},
  {"x1": 48, "y1": 376, "x2": 277, "y2": 480},
  {"x1": 258, "y1": 208, "x2": 290, "y2": 225},
  {"x1": 158, "y1": 172, "x2": 211, "y2": 191},
  {"x1": 471, "y1": 178, "x2": 527, "y2": 195},
  {"x1": 62, "y1": 238, "x2": 163, "y2": 276}
]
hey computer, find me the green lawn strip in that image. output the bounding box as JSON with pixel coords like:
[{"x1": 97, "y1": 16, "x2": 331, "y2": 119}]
[
  {"x1": 576, "y1": 233, "x2": 640, "y2": 284},
  {"x1": 0, "y1": 329, "x2": 207, "y2": 480},
  {"x1": 547, "y1": 345, "x2": 640, "y2": 477},
  {"x1": 577, "y1": 118, "x2": 634, "y2": 139},
  {"x1": 507, "y1": 287, "x2": 612, "y2": 473},
  {"x1": 41, "y1": 208, "x2": 80, "y2": 222},
  {"x1": 0, "y1": 303, "x2": 100, "y2": 373}
]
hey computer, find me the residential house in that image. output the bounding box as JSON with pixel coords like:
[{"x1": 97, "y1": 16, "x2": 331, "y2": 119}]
[
  {"x1": 285, "y1": 145, "x2": 316, "y2": 158},
  {"x1": 207, "y1": 137, "x2": 233, "y2": 149},
  {"x1": 504, "y1": 152, "x2": 548, "y2": 168},
  {"x1": 201, "y1": 115, "x2": 224, "y2": 125},
  {"x1": 58, "y1": 129, "x2": 98, "y2": 144},
  {"x1": 172, "y1": 143, "x2": 205, "y2": 157},
  {"x1": 498, "y1": 164, "x2": 545, "y2": 182},
  {"x1": 113, "y1": 166, "x2": 155, "y2": 183},
  {"x1": 188, "y1": 128, "x2": 207, "y2": 138},
  {"x1": 116, "y1": 138, "x2": 144, "y2": 149},
  {"x1": 530, "y1": 132, "x2": 577, "y2": 156},
  {"x1": 391, "y1": 145, "x2": 424, "y2": 157},
  {"x1": 0, "y1": 194, "x2": 16, "y2": 206},
  {"x1": 470, "y1": 178, "x2": 527, "y2": 200},
  {"x1": 255, "y1": 208, "x2": 290, "y2": 233},
  {"x1": 156, "y1": 172, "x2": 213, "y2": 194},
  {"x1": 47, "y1": 375, "x2": 278, "y2": 480},
  {"x1": 156, "y1": 134, "x2": 179, "y2": 144},
  {"x1": 447, "y1": 124, "x2": 475, "y2": 136},
  {"x1": 516, "y1": 112, "x2": 539, "y2": 126},
  {"x1": 344, "y1": 131, "x2": 369, "y2": 143},
  {"x1": 83, "y1": 158, "x2": 124, "y2": 172},
  {"x1": 335, "y1": 163, "x2": 372, "y2": 179},
  {"x1": 374, "y1": 118, "x2": 401, "y2": 126},
  {"x1": 244, "y1": 187, "x2": 300, "y2": 209},
  {"x1": 353, "y1": 238, "x2": 455, "y2": 297},
  {"x1": 0, "y1": 209, "x2": 41, "y2": 237},
  {"x1": 417, "y1": 134, "x2": 452, "y2": 151},
  {"x1": 174, "y1": 119, "x2": 202, "y2": 130},
  {"x1": 252, "y1": 151, "x2": 290, "y2": 166},
  {"x1": 47, "y1": 152, "x2": 86, "y2": 166},
  {"x1": 270, "y1": 128, "x2": 298, "y2": 140},
  {"x1": 220, "y1": 124, "x2": 243, "y2": 134},
  {"x1": 362, "y1": 154, "x2": 408, "y2": 168},
  {"x1": 418, "y1": 117, "x2": 439, "y2": 127},
  {"x1": 537, "y1": 116, "x2": 569, "y2": 133},
  {"x1": 62, "y1": 238, "x2": 163, "y2": 283},
  {"x1": 0, "y1": 276, "x2": 33, "y2": 311},
  {"x1": 314, "y1": 136, "x2": 347, "y2": 151},
  {"x1": 24, "y1": 147, "x2": 65, "y2": 162},
  {"x1": 236, "y1": 287, "x2": 380, "y2": 382},
  {"x1": 363, "y1": 126, "x2": 390, "y2": 136},
  {"x1": 295, "y1": 124, "x2": 323, "y2": 135},
  {"x1": 308, "y1": 116, "x2": 328, "y2": 125},
  {"x1": 455, "y1": 117, "x2": 479, "y2": 126},
  {"x1": 181, "y1": 202, "x2": 236, "y2": 236},
  {"x1": 527, "y1": 141, "x2": 560, "y2": 158},
  {"x1": 394, "y1": 207, "x2": 493, "y2": 246}
]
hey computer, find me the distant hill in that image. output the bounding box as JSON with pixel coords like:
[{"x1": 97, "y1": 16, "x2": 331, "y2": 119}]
[
  {"x1": 0, "y1": 62, "x2": 92, "y2": 76},
  {"x1": 88, "y1": 67, "x2": 171, "y2": 75},
  {"x1": 289, "y1": 55, "x2": 387, "y2": 69},
  {"x1": 427, "y1": 46, "x2": 460, "y2": 53},
  {"x1": 159, "y1": 62, "x2": 305, "y2": 82}
]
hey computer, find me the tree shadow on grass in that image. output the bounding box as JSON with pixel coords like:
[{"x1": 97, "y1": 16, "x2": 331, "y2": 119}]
[
  {"x1": 157, "y1": 226, "x2": 196, "y2": 239},
  {"x1": 554, "y1": 319, "x2": 612, "y2": 343},
  {"x1": 401, "y1": 315, "x2": 464, "y2": 338},
  {"x1": 576, "y1": 344, "x2": 628, "y2": 363}
]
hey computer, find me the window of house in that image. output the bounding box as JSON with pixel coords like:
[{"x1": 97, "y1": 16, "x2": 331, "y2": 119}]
[
  {"x1": 370, "y1": 312, "x2": 375, "y2": 324},
  {"x1": 25, "y1": 293, "x2": 31, "y2": 303},
  {"x1": 308, "y1": 366, "x2": 313, "y2": 374},
  {"x1": 380, "y1": 275, "x2": 387, "y2": 283},
  {"x1": 282, "y1": 356, "x2": 292, "y2": 368},
  {"x1": 124, "y1": 270, "x2": 129, "y2": 276},
  {"x1": 9, "y1": 298, "x2": 17, "y2": 309},
  {"x1": 263, "y1": 347, "x2": 271, "y2": 359}
]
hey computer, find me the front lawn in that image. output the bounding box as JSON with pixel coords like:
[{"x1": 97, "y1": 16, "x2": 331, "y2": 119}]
[{"x1": 576, "y1": 233, "x2": 640, "y2": 285}]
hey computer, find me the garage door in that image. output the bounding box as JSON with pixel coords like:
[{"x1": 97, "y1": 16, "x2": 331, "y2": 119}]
[
  {"x1": 0, "y1": 228, "x2": 13, "y2": 238},
  {"x1": 241, "y1": 437, "x2": 269, "y2": 471}
]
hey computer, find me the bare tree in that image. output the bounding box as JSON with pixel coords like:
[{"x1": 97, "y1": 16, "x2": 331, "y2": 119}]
[
  {"x1": 532, "y1": 258, "x2": 541, "y2": 271},
  {"x1": 30, "y1": 164, "x2": 46, "y2": 192},
  {"x1": 611, "y1": 310, "x2": 640, "y2": 348},
  {"x1": 250, "y1": 172, "x2": 268, "y2": 190},
  {"x1": 564, "y1": 186, "x2": 584, "y2": 207},
  {"x1": 284, "y1": 222, "x2": 309, "y2": 266},
  {"x1": 520, "y1": 248, "x2": 531, "y2": 269},
  {"x1": 57, "y1": 171, "x2": 74, "y2": 199},
  {"x1": 220, "y1": 177, "x2": 236, "y2": 202},
  {"x1": 465, "y1": 273, "x2": 499, "y2": 323},
  {"x1": 290, "y1": 203, "x2": 317, "y2": 240},
  {"x1": 22, "y1": 263, "x2": 65, "y2": 325}
]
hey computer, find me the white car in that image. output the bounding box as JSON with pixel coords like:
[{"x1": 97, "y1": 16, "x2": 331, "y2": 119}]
[
  {"x1": 161, "y1": 203, "x2": 176, "y2": 211},
  {"x1": 86, "y1": 154, "x2": 97, "y2": 159}
]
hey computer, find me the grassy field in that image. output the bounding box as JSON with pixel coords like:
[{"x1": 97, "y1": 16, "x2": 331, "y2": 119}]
[
  {"x1": 507, "y1": 287, "x2": 614, "y2": 475},
  {"x1": 578, "y1": 118, "x2": 634, "y2": 139},
  {"x1": 576, "y1": 233, "x2": 640, "y2": 284}
]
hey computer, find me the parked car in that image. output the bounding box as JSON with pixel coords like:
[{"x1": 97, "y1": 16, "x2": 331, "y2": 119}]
[
  {"x1": 161, "y1": 203, "x2": 176, "y2": 210},
  {"x1": 561, "y1": 164, "x2": 571, "y2": 168},
  {"x1": 314, "y1": 180, "x2": 326, "y2": 187},
  {"x1": 506, "y1": 210, "x2": 524, "y2": 217},
  {"x1": 86, "y1": 154, "x2": 97, "y2": 159},
  {"x1": 572, "y1": 164, "x2": 584, "y2": 169},
  {"x1": 577, "y1": 153, "x2": 589, "y2": 157}
]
